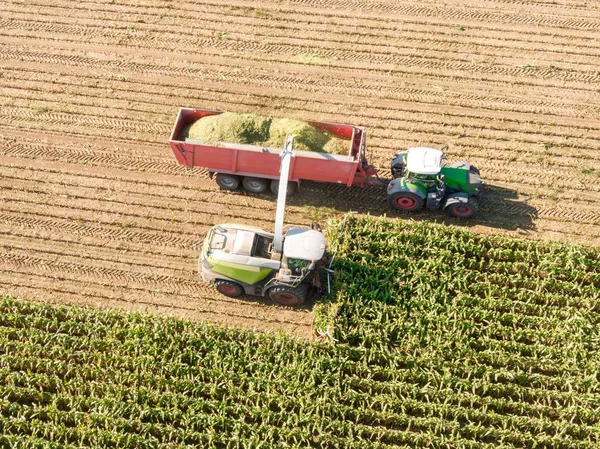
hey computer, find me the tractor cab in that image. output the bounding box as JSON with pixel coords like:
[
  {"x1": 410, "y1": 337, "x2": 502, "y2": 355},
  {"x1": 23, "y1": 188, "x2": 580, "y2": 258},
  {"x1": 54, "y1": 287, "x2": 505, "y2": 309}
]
[{"x1": 403, "y1": 147, "x2": 445, "y2": 192}]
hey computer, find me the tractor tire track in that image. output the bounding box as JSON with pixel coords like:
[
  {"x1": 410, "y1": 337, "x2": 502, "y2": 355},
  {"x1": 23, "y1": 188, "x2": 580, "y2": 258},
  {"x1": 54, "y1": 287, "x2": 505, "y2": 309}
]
[
  {"x1": 5, "y1": 78, "x2": 600, "y2": 144},
  {"x1": 0, "y1": 211, "x2": 196, "y2": 249},
  {"x1": 3, "y1": 16, "x2": 600, "y2": 75},
  {"x1": 4, "y1": 59, "x2": 600, "y2": 121}
]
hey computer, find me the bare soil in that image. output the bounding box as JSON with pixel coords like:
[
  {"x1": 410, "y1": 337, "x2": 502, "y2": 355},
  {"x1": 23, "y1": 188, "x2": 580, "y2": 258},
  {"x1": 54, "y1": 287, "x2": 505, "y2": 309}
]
[{"x1": 1, "y1": 0, "x2": 599, "y2": 338}]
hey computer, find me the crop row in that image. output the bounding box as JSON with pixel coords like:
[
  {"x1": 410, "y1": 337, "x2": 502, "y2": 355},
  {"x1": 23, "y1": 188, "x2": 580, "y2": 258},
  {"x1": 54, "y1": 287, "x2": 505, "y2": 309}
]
[{"x1": 2, "y1": 294, "x2": 599, "y2": 448}]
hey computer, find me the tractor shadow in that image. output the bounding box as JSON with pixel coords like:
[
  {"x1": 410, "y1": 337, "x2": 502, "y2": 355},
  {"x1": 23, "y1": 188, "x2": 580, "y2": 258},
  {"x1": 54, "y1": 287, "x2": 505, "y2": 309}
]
[{"x1": 286, "y1": 181, "x2": 538, "y2": 233}]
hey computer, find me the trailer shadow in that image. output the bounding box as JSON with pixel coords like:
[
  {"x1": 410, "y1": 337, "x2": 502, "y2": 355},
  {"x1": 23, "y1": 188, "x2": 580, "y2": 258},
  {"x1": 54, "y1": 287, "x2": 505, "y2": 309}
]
[{"x1": 287, "y1": 181, "x2": 538, "y2": 233}]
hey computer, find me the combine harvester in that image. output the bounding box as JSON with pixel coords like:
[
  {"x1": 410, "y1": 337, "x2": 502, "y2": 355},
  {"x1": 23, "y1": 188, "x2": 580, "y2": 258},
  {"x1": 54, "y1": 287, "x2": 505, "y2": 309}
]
[
  {"x1": 169, "y1": 108, "x2": 484, "y2": 218},
  {"x1": 198, "y1": 135, "x2": 327, "y2": 306}
]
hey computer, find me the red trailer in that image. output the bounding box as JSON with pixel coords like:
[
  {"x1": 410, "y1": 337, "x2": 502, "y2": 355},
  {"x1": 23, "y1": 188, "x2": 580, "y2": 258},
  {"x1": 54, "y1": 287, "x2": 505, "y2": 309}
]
[{"x1": 169, "y1": 108, "x2": 378, "y2": 194}]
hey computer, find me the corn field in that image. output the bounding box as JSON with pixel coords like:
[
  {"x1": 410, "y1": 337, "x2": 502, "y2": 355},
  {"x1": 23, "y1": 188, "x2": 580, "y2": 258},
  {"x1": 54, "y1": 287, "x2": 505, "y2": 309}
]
[
  {"x1": 2, "y1": 217, "x2": 600, "y2": 448},
  {"x1": 317, "y1": 216, "x2": 600, "y2": 447}
]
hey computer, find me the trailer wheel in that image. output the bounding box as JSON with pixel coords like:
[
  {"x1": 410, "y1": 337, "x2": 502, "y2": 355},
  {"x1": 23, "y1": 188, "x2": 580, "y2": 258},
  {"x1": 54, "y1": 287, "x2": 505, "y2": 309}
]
[
  {"x1": 445, "y1": 196, "x2": 479, "y2": 219},
  {"x1": 242, "y1": 177, "x2": 269, "y2": 194},
  {"x1": 270, "y1": 179, "x2": 297, "y2": 196},
  {"x1": 215, "y1": 280, "x2": 244, "y2": 297},
  {"x1": 216, "y1": 174, "x2": 240, "y2": 191},
  {"x1": 269, "y1": 284, "x2": 308, "y2": 306},
  {"x1": 388, "y1": 192, "x2": 423, "y2": 212}
]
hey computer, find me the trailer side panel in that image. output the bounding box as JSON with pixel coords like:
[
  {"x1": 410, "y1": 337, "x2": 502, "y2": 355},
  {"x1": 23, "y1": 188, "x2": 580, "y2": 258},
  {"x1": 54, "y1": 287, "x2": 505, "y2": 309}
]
[{"x1": 169, "y1": 108, "x2": 372, "y2": 186}]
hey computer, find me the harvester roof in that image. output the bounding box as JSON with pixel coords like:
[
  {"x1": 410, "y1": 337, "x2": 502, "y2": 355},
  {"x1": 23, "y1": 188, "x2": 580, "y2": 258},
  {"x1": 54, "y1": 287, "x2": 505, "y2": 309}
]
[{"x1": 283, "y1": 228, "x2": 326, "y2": 261}]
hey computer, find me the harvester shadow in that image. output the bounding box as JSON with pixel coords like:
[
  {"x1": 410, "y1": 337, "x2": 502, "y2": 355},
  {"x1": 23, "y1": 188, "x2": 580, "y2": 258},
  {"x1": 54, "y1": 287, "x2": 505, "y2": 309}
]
[{"x1": 228, "y1": 293, "x2": 317, "y2": 311}]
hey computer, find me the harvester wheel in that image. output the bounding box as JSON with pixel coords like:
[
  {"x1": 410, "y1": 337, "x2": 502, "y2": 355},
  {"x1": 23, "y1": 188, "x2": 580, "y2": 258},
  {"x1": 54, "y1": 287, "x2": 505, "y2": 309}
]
[
  {"x1": 242, "y1": 177, "x2": 269, "y2": 194},
  {"x1": 215, "y1": 280, "x2": 244, "y2": 298},
  {"x1": 445, "y1": 196, "x2": 479, "y2": 219},
  {"x1": 270, "y1": 179, "x2": 297, "y2": 196},
  {"x1": 388, "y1": 192, "x2": 423, "y2": 212},
  {"x1": 216, "y1": 174, "x2": 240, "y2": 191},
  {"x1": 269, "y1": 283, "x2": 309, "y2": 306}
]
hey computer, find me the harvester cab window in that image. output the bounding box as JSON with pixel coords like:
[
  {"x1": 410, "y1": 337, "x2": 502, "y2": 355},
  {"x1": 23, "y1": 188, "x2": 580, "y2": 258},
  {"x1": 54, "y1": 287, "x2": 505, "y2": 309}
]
[
  {"x1": 252, "y1": 234, "x2": 274, "y2": 259},
  {"x1": 286, "y1": 258, "x2": 312, "y2": 275},
  {"x1": 209, "y1": 230, "x2": 227, "y2": 250}
]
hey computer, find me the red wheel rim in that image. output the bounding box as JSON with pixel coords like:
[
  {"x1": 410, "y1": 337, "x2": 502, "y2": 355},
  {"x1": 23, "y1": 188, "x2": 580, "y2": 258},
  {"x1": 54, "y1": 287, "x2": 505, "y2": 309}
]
[
  {"x1": 218, "y1": 284, "x2": 238, "y2": 295},
  {"x1": 275, "y1": 292, "x2": 298, "y2": 306},
  {"x1": 394, "y1": 196, "x2": 416, "y2": 209},
  {"x1": 453, "y1": 205, "x2": 472, "y2": 217}
]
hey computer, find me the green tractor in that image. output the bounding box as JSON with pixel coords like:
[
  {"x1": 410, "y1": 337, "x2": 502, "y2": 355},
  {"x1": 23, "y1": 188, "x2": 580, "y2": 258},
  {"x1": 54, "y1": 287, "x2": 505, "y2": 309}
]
[
  {"x1": 199, "y1": 136, "x2": 326, "y2": 306},
  {"x1": 387, "y1": 146, "x2": 483, "y2": 218}
]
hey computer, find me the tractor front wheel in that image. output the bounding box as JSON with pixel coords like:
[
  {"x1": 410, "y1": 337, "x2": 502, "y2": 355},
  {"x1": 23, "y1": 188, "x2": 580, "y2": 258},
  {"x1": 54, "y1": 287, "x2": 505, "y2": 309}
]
[
  {"x1": 388, "y1": 192, "x2": 424, "y2": 212},
  {"x1": 445, "y1": 197, "x2": 479, "y2": 219},
  {"x1": 269, "y1": 284, "x2": 309, "y2": 306},
  {"x1": 216, "y1": 174, "x2": 240, "y2": 191},
  {"x1": 215, "y1": 280, "x2": 244, "y2": 298}
]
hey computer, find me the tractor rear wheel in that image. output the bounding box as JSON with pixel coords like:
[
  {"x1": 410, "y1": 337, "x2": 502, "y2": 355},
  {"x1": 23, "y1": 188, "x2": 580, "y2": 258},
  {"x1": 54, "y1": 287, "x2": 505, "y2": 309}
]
[
  {"x1": 388, "y1": 192, "x2": 423, "y2": 212},
  {"x1": 270, "y1": 179, "x2": 297, "y2": 196},
  {"x1": 216, "y1": 174, "x2": 240, "y2": 191},
  {"x1": 445, "y1": 197, "x2": 479, "y2": 219},
  {"x1": 269, "y1": 283, "x2": 309, "y2": 306},
  {"x1": 242, "y1": 177, "x2": 269, "y2": 194},
  {"x1": 215, "y1": 280, "x2": 244, "y2": 298}
]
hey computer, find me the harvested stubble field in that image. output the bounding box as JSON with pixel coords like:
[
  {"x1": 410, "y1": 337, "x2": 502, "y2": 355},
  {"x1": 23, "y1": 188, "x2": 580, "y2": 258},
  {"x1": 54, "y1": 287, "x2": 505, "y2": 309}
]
[{"x1": 1, "y1": 0, "x2": 600, "y2": 336}]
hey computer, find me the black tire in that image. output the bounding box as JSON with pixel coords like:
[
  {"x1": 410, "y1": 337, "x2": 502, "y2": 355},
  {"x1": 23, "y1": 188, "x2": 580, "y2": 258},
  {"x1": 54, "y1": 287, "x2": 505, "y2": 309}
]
[
  {"x1": 445, "y1": 196, "x2": 479, "y2": 219},
  {"x1": 269, "y1": 179, "x2": 298, "y2": 196},
  {"x1": 216, "y1": 173, "x2": 240, "y2": 191},
  {"x1": 388, "y1": 192, "x2": 424, "y2": 212},
  {"x1": 391, "y1": 162, "x2": 405, "y2": 178},
  {"x1": 215, "y1": 279, "x2": 244, "y2": 298},
  {"x1": 242, "y1": 177, "x2": 269, "y2": 194},
  {"x1": 268, "y1": 283, "x2": 309, "y2": 306}
]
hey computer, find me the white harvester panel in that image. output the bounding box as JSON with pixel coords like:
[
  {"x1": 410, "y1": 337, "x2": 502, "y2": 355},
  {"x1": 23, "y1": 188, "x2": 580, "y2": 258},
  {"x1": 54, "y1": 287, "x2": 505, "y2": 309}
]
[{"x1": 283, "y1": 228, "x2": 326, "y2": 261}]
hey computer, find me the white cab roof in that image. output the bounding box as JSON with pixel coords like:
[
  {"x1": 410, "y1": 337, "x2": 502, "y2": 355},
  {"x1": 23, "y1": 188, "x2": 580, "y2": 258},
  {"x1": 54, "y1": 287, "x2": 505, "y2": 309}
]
[
  {"x1": 283, "y1": 228, "x2": 326, "y2": 261},
  {"x1": 406, "y1": 147, "x2": 443, "y2": 175},
  {"x1": 232, "y1": 230, "x2": 255, "y2": 256}
]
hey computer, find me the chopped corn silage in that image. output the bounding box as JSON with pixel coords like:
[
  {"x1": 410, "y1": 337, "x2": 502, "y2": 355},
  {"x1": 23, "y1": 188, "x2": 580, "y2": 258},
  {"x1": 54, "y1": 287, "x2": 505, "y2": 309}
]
[{"x1": 181, "y1": 112, "x2": 349, "y2": 155}]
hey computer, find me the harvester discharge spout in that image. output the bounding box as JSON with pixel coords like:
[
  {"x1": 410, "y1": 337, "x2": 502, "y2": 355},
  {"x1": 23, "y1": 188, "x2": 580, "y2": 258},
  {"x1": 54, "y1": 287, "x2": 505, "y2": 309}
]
[{"x1": 272, "y1": 134, "x2": 294, "y2": 253}]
